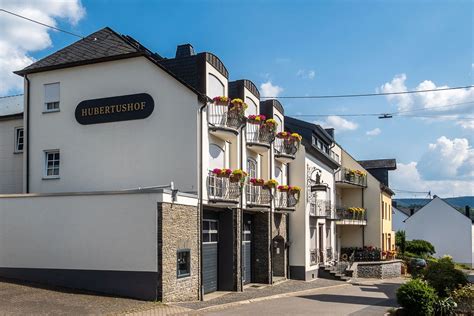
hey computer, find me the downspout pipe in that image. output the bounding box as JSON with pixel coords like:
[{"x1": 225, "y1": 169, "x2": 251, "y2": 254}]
[
  {"x1": 25, "y1": 75, "x2": 30, "y2": 193},
  {"x1": 198, "y1": 100, "x2": 207, "y2": 301},
  {"x1": 239, "y1": 122, "x2": 245, "y2": 292}
]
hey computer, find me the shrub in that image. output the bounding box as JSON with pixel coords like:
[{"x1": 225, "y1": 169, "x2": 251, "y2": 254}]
[
  {"x1": 406, "y1": 239, "x2": 435, "y2": 256},
  {"x1": 451, "y1": 284, "x2": 474, "y2": 315},
  {"x1": 423, "y1": 256, "x2": 468, "y2": 297},
  {"x1": 396, "y1": 230, "x2": 406, "y2": 254},
  {"x1": 433, "y1": 297, "x2": 457, "y2": 316},
  {"x1": 396, "y1": 279, "x2": 437, "y2": 316}
]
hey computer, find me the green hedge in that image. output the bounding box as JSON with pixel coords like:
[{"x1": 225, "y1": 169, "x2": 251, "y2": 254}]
[{"x1": 397, "y1": 279, "x2": 437, "y2": 315}]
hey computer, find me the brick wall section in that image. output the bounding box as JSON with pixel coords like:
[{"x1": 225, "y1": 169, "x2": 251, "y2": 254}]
[
  {"x1": 158, "y1": 202, "x2": 200, "y2": 302},
  {"x1": 272, "y1": 213, "x2": 288, "y2": 278},
  {"x1": 253, "y1": 212, "x2": 271, "y2": 284},
  {"x1": 234, "y1": 208, "x2": 242, "y2": 291}
]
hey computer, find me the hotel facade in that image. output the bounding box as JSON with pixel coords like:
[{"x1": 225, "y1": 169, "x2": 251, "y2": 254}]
[{"x1": 0, "y1": 27, "x2": 396, "y2": 301}]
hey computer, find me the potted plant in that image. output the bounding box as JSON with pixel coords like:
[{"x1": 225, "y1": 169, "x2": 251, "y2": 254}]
[
  {"x1": 212, "y1": 168, "x2": 232, "y2": 177},
  {"x1": 290, "y1": 133, "x2": 302, "y2": 143},
  {"x1": 250, "y1": 178, "x2": 265, "y2": 186},
  {"x1": 212, "y1": 96, "x2": 230, "y2": 106},
  {"x1": 262, "y1": 118, "x2": 278, "y2": 132},
  {"x1": 229, "y1": 98, "x2": 248, "y2": 114},
  {"x1": 230, "y1": 169, "x2": 248, "y2": 183},
  {"x1": 276, "y1": 131, "x2": 289, "y2": 139},
  {"x1": 277, "y1": 184, "x2": 290, "y2": 192},
  {"x1": 247, "y1": 114, "x2": 266, "y2": 124},
  {"x1": 264, "y1": 179, "x2": 279, "y2": 189}
]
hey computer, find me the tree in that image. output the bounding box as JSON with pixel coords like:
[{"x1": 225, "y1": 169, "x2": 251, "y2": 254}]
[
  {"x1": 406, "y1": 239, "x2": 435, "y2": 256},
  {"x1": 396, "y1": 230, "x2": 406, "y2": 254}
]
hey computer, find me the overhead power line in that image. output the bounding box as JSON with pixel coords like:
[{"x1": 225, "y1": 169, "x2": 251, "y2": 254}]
[
  {"x1": 261, "y1": 85, "x2": 474, "y2": 99},
  {"x1": 0, "y1": 8, "x2": 84, "y2": 39}
]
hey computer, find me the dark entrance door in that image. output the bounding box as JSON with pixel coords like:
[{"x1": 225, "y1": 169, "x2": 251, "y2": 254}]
[
  {"x1": 242, "y1": 215, "x2": 252, "y2": 284},
  {"x1": 273, "y1": 235, "x2": 285, "y2": 277},
  {"x1": 203, "y1": 219, "x2": 218, "y2": 293}
]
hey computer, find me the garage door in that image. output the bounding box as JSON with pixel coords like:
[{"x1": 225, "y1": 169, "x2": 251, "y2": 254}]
[
  {"x1": 242, "y1": 217, "x2": 252, "y2": 284},
  {"x1": 203, "y1": 220, "x2": 218, "y2": 294}
]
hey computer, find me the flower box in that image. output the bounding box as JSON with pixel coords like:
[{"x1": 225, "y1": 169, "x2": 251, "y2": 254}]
[
  {"x1": 264, "y1": 179, "x2": 279, "y2": 189},
  {"x1": 229, "y1": 169, "x2": 248, "y2": 183},
  {"x1": 212, "y1": 96, "x2": 230, "y2": 106},
  {"x1": 250, "y1": 178, "x2": 265, "y2": 186},
  {"x1": 212, "y1": 168, "x2": 232, "y2": 177},
  {"x1": 247, "y1": 114, "x2": 266, "y2": 124}
]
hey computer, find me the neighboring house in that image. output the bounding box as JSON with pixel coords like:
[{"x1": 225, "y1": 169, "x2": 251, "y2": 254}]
[
  {"x1": 405, "y1": 196, "x2": 474, "y2": 268},
  {"x1": 331, "y1": 146, "x2": 397, "y2": 252},
  {"x1": 392, "y1": 203, "x2": 410, "y2": 232},
  {"x1": 285, "y1": 117, "x2": 340, "y2": 280},
  {"x1": 0, "y1": 95, "x2": 24, "y2": 194},
  {"x1": 0, "y1": 27, "x2": 302, "y2": 301}
]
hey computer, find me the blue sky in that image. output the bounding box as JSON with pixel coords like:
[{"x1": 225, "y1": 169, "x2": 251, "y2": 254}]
[{"x1": 1, "y1": 0, "x2": 473, "y2": 197}]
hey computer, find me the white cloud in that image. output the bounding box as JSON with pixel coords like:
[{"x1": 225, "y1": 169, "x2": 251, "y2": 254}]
[
  {"x1": 392, "y1": 136, "x2": 474, "y2": 197},
  {"x1": 456, "y1": 120, "x2": 474, "y2": 130},
  {"x1": 0, "y1": 1, "x2": 85, "y2": 95},
  {"x1": 315, "y1": 115, "x2": 358, "y2": 132},
  {"x1": 391, "y1": 162, "x2": 474, "y2": 198},
  {"x1": 379, "y1": 74, "x2": 474, "y2": 129},
  {"x1": 296, "y1": 69, "x2": 316, "y2": 80},
  {"x1": 418, "y1": 136, "x2": 473, "y2": 180},
  {"x1": 379, "y1": 73, "x2": 413, "y2": 111},
  {"x1": 260, "y1": 81, "x2": 283, "y2": 97},
  {"x1": 366, "y1": 128, "x2": 381, "y2": 136}
]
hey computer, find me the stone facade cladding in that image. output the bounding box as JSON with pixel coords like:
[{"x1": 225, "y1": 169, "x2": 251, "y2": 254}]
[
  {"x1": 253, "y1": 212, "x2": 271, "y2": 284},
  {"x1": 352, "y1": 260, "x2": 402, "y2": 279},
  {"x1": 158, "y1": 202, "x2": 200, "y2": 302},
  {"x1": 272, "y1": 213, "x2": 288, "y2": 278}
]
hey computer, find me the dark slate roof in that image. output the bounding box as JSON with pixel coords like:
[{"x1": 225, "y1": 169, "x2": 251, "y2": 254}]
[
  {"x1": 285, "y1": 116, "x2": 334, "y2": 144},
  {"x1": 260, "y1": 99, "x2": 284, "y2": 115},
  {"x1": 358, "y1": 159, "x2": 397, "y2": 170},
  {"x1": 229, "y1": 79, "x2": 260, "y2": 99},
  {"x1": 15, "y1": 28, "x2": 142, "y2": 75}
]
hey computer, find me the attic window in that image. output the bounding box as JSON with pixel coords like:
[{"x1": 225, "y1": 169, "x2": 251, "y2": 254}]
[{"x1": 44, "y1": 83, "x2": 60, "y2": 112}]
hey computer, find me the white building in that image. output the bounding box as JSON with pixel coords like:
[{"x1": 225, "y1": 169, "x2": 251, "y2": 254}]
[
  {"x1": 392, "y1": 205, "x2": 409, "y2": 232},
  {"x1": 405, "y1": 196, "x2": 474, "y2": 268},
  {"x1": 0, "y1": 95, "x2": 23, "y2": 194}
]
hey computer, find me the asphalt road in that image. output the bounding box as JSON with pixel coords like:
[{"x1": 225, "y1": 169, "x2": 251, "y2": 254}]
[{"x1": 202, "y1": 279, "x2": 404, "y2": 316}]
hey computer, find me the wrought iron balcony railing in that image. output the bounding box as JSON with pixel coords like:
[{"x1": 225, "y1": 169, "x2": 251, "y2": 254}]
[
  {"x1": 246, "y1": 123, "x2": 274, "y2": 148},
  {"x1": 274, "y1": 138, "x2": 299, "y2": 159},
  {"x1": 208, "y1": 103, "x2": 246, "y2": 132},
  {"x1": 335, "y1": 207, "x2": 367, "y2": 224},
  {"x1": 246, "y1": 182, "x2": 271, "y2": 207},
  {"x1": 274, "y1": 190, "x2": 299, "y2": 210},
  {"x1": 309, "y1": 199, "x2": 332, "y2": 217},
  {"x1": 207, "y1": 171, "x2": 241, "y2": 203},
  {"x1": 335, "y1": 167, "x2": 367, "y2": 187}
]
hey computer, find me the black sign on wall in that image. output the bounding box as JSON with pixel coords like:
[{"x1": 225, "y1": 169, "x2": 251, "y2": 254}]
[{"x1": 75, "y1": 93, "x2": 154, "y2": 125}]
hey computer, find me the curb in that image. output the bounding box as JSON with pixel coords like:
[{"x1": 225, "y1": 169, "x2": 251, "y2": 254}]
[{"x1": 193, "y1": 283, "x2": 351, "y2": 312}]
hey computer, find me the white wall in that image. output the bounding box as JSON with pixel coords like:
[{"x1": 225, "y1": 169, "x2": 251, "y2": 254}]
[
  {"x1": 0, "y1": 192, "x2": 159, "y2": 271},
  {"x1": 405, "y1": 197, "x2": 473, "y2": 267},
  {"x1": 392, "y1": 207, "x2": 408, "y2": 232},
  {"x1": 0, "y1": 117, "x2": 23, "y2": 193},
  {"x1": 26, "y1": 57, "x2": 199, "y2": 194}
]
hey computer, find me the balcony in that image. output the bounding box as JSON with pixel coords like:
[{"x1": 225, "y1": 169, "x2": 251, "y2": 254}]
[
  {"x1": 309, "y1": 199, "x2": 332, "y2": 217},
  {"x1": 335, "y1": 167, "x2": 367, "y2": 188},
  {"x1": 245, "y1": 181, "x2": 271, "y2": 209},
  {"x1": 207, "y1": 171, "x2": 241, "y2": 205},
  {"x1": 335, "y1": 207, "x2": 367, "y2": 225},
  {"x1": 274, "y1": 188, "x2": 300, "y2": 212},
  {"x1": 274, "y1": 133, "x2": 301, "y2": 163},
  {"x1": 208, "y1": 100, "x2": 246, "y2": 141},
  {"x1": 246, "y1": 120, "x2": 275, "y2": 153}
]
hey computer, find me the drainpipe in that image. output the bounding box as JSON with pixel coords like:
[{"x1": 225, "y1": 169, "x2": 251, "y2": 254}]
[
  {"x1": 239, "y1": 121, "x2": 245, "y2": 292},
  {"x1": 269, "y1": 143, "x2": 274, "y2": 285},
  {"x1": 198, "y1": 100, "x2": 207, "y2": 301},
  {"x1": 25, "y1": 75, "x2": 30, "y2": 193},
  {"x1": 361, "y1": 188, "x2": 365, "y2": 247}
]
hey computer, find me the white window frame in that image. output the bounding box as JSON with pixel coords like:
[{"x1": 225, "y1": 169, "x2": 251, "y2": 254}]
[
  {"x1": 44, "y1": 150, "x2": 60, "y2": 179},
  {"x1": 44, "y1": 82, "x2": 60, "y2": 113},
  {"x1": 14, "y1": 127, "x2": 24, "y2": 153},
  {"x1": 202, "y1": 219, "x2": 218, "y2": 244}
]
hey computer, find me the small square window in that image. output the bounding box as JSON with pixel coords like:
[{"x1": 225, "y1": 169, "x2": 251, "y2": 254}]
[
  {"x1": 44, "y1": 150, "x2": 60, "y2": 179},
  {"x1": 44, "y1": 83, "x2": 60, "y2": 112},
  {"x1": 177, "y1": 249, "x2": 191, "y2": 278},
  {"x1": 14, "y1": 127, "x2": 24, "y2": 153}
]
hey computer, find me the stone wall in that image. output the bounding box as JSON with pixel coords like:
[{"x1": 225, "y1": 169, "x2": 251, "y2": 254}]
[
  {"x1": 272, "y1": 213, "x2": 288, "y2": 278},
  {"x1": 352, "y1": 260, "x2": 402, "y2": 279},
  {"x1": 253, "y1": 211, "x2": 271, "y2": 284},
  {"x1": 158, "y1": 202, "x2": 200, "y2": 302}
]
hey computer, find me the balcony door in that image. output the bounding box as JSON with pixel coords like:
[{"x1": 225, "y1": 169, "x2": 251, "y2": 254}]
[
  {"x1": 247, "y1": 158, "x2": 258, "y2": 204},
  {"x1": 209, "y1": 143, "x2": 225, "y2": 198}
]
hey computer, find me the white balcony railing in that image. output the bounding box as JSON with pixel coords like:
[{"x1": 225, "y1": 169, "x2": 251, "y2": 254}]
[
  {"x1": 208, "y1": 103, "x2": 246, "y2": 131},
  {"x1": 246, "y1": 123, "x2": 274, "y2": 147},
  {"x1": 309, "y1": 199, "x2": 332, "y2": 217},
  {"x1": 274, "y1": 190, "x2": 299, "y2": 210},
  {"x1": 207, "y1": 171, "x2": 241, "y2": 202},
  {"x1": 274, "y1": 138, "x2": 299, "y2": 159},
  {"x1": 335, "y1": 167, "x2": 367, "y2": 187},
  {"x1": 246, "y1": 182, "x2": 271, "y2": 207}
]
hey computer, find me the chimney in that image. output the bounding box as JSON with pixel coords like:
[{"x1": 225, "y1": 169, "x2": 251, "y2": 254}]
[
  {"x1": 176, "y1": 44, "x2": 195, "y2": 58},
  {"x1": 325, "y1": 128, "x2": 335, "y2": 139},
  {"x1": 466, "y1": 205, "x2": 471, "y2": 218},
  {"x1": 410, "y1": 208, "x2": 415, "y2": 216}
]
